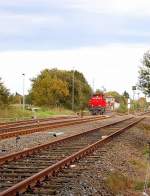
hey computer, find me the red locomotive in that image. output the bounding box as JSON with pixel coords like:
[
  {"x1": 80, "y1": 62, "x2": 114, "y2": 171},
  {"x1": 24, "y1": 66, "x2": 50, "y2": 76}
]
[{"x1": 88, "y1": 93, "x2": 106, "y2": 115}]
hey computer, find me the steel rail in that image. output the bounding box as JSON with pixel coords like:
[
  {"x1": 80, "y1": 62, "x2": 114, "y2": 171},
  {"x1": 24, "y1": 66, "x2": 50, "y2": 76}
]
[
  {"x1": 0, "y1": 116, "x2": 109, "y2": 140},
  {"x1": 0, "y1": 117, "x2": 89, "y2": 133},
  {"x1": 0, "y1": 116, "x2": 77, "y2": 128},
  {"x1": 0, "y1": 117, "x2": 144, "y2": 196},
  {"x1": 0, "y1": 115, "x2": 107, "y2": 133},
  {"x1": 0, "y1": 116, "x2": 132, "y2": 165}
]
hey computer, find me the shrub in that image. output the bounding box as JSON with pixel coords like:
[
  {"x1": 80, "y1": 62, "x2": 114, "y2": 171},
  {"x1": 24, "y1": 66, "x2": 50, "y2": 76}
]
[{"x1": 117, "y1": 104, "x2": 127, "y2": 113}]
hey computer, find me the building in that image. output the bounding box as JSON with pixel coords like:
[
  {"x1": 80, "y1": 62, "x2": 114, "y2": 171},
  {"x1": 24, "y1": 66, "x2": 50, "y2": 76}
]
[{"x1": 105, "y1": 96, "x2": 120, "y2": 111}]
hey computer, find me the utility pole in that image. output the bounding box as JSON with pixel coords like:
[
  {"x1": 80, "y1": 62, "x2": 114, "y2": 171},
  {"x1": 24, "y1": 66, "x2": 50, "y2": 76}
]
[
  {"x1": 72, "y1": 68, "x2": 75, "y2": 111},
  {"x1": 92, "y1": 78, "x2": 95, "y2": 94},
  {"x1": 22, "y1": 73, "x2": 25, "y2": 111}
]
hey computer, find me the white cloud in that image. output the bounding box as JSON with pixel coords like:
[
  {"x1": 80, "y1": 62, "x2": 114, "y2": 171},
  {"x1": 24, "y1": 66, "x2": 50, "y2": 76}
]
[
  {"x1": 0, "y1": 43, "x2": 149, "y2": 96},
  {"x1": 118, "y1": 30, "x2": 150, "y2": 38},
  {"x1": 0, "y1": 11, "x2": 64, "y2": 34},
  {"x1": 1, "y1": 0, "x2": 150, "y2": 16},
  {"x1": 65, "y1": 0, "x2": 150, "y2": 16}
]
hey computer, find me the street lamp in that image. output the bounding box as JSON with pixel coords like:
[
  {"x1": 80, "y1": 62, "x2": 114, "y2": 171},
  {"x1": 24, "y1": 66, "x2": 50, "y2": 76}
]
[
  {"x1": 132, "y1": 86, "x2": 136, "y2": 112},
  {"x1": 72, "y1": 68, "x2": 75, "y2": 111},
  {"x1": 22, "y1": 73, "x2": 25, "y2": 111}
]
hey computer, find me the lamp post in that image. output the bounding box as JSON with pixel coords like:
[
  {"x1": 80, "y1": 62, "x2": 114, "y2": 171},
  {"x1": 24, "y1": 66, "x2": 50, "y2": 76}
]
[
  {"x1": 72, "y1": 68, "x2": 75, "y2": 111},
  {"x1": 22, "y1": 73, "x2": 25, "y2": 111},
  {"x1": 132, "y1": 86, "x2": 136, "y2": 112}
]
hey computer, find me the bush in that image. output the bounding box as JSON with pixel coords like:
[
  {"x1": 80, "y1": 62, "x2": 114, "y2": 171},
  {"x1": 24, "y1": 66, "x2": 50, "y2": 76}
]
[{"x1": 117, "y1": 104, "x2": 127, "y2": 113}]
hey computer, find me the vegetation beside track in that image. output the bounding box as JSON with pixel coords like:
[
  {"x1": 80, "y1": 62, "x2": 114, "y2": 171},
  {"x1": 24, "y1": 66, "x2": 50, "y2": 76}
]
[
  {"x1": 105, "y1": 119, "x2": 150, "y2": 195},
  {"x1": 36, "y1": 106, "x2": 75, "y2": 117},
  {"x1": 0, "y1": 105, "x2": 31, "y2": 122},
  {"x1": 0, "y1": 105, "x2": 75, "y2": 122}
]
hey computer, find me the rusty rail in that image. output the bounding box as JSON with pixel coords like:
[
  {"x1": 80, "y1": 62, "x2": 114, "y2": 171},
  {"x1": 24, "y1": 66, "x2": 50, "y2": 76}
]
[
  {"x1": 0, "y1": 115, "x2": 109, "y2": 140},
  {"x1": 0, "y1": 115, "x2": 77, "y2": 128},
  {"x1": 0, "y1": 115, "x2": 108, "y2": 133},
  {"x1": 0, "y1": 116, "x2": 132, "y2": 165},
  {"x1": 0, "y1": 117, "x2": 144, "y2": 196}
]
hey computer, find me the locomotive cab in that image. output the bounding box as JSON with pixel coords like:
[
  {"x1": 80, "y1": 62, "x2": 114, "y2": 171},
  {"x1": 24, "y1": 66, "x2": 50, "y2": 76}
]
[{"x1": 88, "y1": 93, "x2": 106, "y2": 115}]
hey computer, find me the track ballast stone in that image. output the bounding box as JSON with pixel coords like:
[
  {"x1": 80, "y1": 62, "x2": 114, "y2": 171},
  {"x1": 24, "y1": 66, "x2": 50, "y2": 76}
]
[{"x1": 26, "y1": 117, "x2": 150, "y2": 196}]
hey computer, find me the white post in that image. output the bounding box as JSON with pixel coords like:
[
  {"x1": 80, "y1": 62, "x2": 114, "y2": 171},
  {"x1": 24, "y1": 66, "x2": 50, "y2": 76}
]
[{"x1": 128, "y1": 98, "x2": 130, "y2": 115}]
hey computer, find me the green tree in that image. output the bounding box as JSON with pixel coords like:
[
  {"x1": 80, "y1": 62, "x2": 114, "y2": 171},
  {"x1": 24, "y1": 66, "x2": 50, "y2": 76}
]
[
  {"x1": 138, "y1": 51, "x2": 150, "y2": 95},
  {"x1": 25, "y1": 93, "x2": 32, "y2": 105},
  {"x1": 69, "y1": 70, "x2": 92, "y2": 110},
  {"x1": 9, "y1": 92, "x2": 21, "y2": 104},
  {"x1": 123, "y1": 91, "x2": 129, "y2": 99},
  {"x1": 30, "y1": 69, "x2": 92, "y2": 109},
  {"x1": 31, "y1": 69, "x2": 69, "y2": 106},
  {"x1": 0, "y1": 78, "x2": 10, "y2": 107}
]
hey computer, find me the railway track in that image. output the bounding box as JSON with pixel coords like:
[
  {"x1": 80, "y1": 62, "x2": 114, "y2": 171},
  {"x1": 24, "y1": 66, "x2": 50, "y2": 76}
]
[
  {"x1": 0, "y1": 116, "x2": 77, "y2": 129},
  {"x1": 0, "y1": 115, "x2": 109, "y2": 140},
  {"x1": 0, "y1": 116, "x2": 144, "y2": 196},
  {"x1": 0, "y1": 116, "x2": 80, "y2": 132}
]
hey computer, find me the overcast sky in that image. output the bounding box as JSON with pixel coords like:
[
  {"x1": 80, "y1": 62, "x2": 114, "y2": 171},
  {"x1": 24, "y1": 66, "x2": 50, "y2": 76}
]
[{"x1": 0, "y1": 0, "x2": 150, "y2": 97}]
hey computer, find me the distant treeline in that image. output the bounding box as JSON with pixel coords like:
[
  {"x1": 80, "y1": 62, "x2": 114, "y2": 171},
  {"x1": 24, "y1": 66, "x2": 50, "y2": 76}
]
[
  {"x1": 29, "y1": 69, "x2": 92, "y2": 109},
  {"x1": 0, "y1": 69, "x2": 92, "y2": 110},
  {"x1": 1, "y1": 64, "x2": 148, "y2": 111},
  {"x1": 0, "y1": 78, "x2": 10, "y2": 107}
]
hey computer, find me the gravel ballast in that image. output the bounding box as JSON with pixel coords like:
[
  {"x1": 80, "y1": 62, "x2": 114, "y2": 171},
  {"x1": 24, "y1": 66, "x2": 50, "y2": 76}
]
[
  {"x1": 0, "y1": 115, "x2": 130, "y2": 156},
  {"x1": 27, "y1": 117, "x2": 150, "y2": 196}
]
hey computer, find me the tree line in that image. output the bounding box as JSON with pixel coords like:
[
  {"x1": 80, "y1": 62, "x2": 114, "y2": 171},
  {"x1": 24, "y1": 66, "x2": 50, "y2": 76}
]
[
  {"x1": 0, "y1": 69, "x2": 92, "y2": 110},
  {"x1": 29, "y1": 69, "x2": 92, "y2": 110},
  {"x1": 1, "y1": 50, "x2": 150, "y2": 110}
]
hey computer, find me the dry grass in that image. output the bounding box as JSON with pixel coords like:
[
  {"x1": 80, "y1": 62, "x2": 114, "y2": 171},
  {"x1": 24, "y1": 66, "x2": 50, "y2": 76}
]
[
  {"x1": 134, "y1": 180, "x2": 150, "y2": 191},
  {"x1": 0, "y1": 105, "x2": 32, "y2": 122},
  {"x1": 130, "y1": 159, "x2": 147, "y2": 170},
  {"x1": 0, "y1": 105, "x2": 75, "y2": 122},
  {"x1": 105, "y1": 171, "x2": 133, "y2": 193},
  {"x1": 137, "y1": 122, "x2": 150, "y2": 132}
]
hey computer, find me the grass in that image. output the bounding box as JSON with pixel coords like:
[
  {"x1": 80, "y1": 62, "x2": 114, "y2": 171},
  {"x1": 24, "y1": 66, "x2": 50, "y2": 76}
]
[
  {"x1": 134, "y1": 180, "x2": 150, "y2": 191},
  {"x1": 128, "y1": 158, "x2": 150, "y2": 192},
  {"x1": 35, "y1": 107, "x2": 74, "y2": 118},
  {"x1": 138, "y1": 123, "x2": 150, "y2": 131},
  {"x1": 129, "y1": 159, "x2": 147, "y2": 170},
  {"x1": 116, "y1": 104, "x2": 128, "y2": 113},
  {"x1": 106, "y1": 170, "x2": 150, "y2": 194},
  {"x1": 0, "y1": 105, "x2": 75, "y2": 122},
  {"x1": 105, "y1": 171, "x2": 132, "y2": 193},
  {"x1": 143, "y1": 146, "x2": 150, "y2": 159},
  {"x1": 0, "y1": 105, "x2": 32, "y2": 122}
]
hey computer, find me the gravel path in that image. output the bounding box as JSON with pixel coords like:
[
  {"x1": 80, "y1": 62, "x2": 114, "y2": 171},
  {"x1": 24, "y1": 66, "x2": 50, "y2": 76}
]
[{"x1": 0, "y1": 115, "x2": 130, "y2": 156}]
